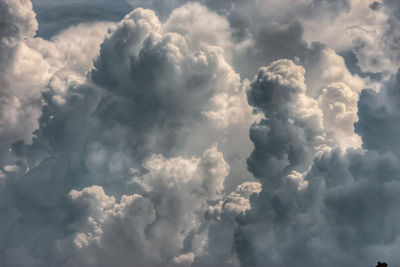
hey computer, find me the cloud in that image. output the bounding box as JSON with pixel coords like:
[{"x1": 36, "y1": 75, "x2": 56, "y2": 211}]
[
  {"x1": 0, "y1": 0, "x2": 41, "y2": 162},
  {"x1": 54, "y1": 145, "x2": 243, "y2": 267},
  {"x1": 1, "y1": 0, "x2": 400, "y2": 266},
  {"x1": 0, "y1": 0, "x2": 110, "y2": 167},
  {"x1": 300, "y1": 0, "x2": 400, "y2": 74},
  {"x1": 88, "y1": 4, "x2": 253, "y2": 170},
  {"x1": 235, "y1": 62, "x2": 400, "y2": 266},
  {"x1": 0, "y1": 3, "x2": 255, "y2": 266},
  {"x1": 246, "y1": 59, "x2": 324, "y2": 184},
  {"x1": 163, "y1": 2, "x2": 232, "y2": 52},
  {"x1": 31, "y1": 0, "x2": 131, "y2": 38}
]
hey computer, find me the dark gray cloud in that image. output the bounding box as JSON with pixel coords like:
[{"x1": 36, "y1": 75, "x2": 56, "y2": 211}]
[
  {"x1": 235, "y1": 63, "x2": 400, "y2": 266},
  {"x1": 31, "y1": 0, "x2": 131, "y2": 38},
  {"x1": 355, "y1": 70, "x2": 400, "y2": 154},
  {"x1": 246, "y1": 59, "x2": 324, "y2": 183}
]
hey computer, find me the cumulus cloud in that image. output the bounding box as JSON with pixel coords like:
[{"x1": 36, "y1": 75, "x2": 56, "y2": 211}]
[
  {"x1": 0, "y1": 0, "x2": 110, "y2": 166},
  {"x1": 0, "y1": 2, "x2": 255, "y2": 266},
  {"x1": 1, "y1": 0, "x2": 400, "y2": 266},
  {"x1": 235, "y1": 61, "x2": 400, "y2": 267},
  {"x1": 300, "y1": 0, "x2": 400, "y2": 74},
  {"x1": 0, "y1": 0, "x2": 40, "y2": 161},
  {"x1": 55, "y1": 145, "x2": 231, "y2": 267}
]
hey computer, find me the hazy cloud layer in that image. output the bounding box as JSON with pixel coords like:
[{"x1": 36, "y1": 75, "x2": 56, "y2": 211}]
[
  {"x1": 31, "y1": 0, "x2": 131, "y2": 38},
  {"x1": 1, "y1": 0, "x2": 399, "y2": 266}
]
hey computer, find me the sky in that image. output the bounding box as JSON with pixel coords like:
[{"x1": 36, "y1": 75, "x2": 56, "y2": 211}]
[{"x1": 0, "y1": 0, "x2": 399, "y2": 266}]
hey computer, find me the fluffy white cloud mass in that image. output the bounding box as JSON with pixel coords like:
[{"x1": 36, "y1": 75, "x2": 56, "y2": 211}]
[{"x1": 0, "y1": 0, "x2": 399, "y2": 266}]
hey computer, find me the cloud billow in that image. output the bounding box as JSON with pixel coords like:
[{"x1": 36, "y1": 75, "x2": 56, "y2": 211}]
[
  {"x1": 1, "y1": 0, "x2": 400, "y2": 266},
  {"x1": 237, "y1": 62, "x2": 400, "y2": 266}
]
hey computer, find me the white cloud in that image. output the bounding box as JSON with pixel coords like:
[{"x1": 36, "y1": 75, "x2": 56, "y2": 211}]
[
  {"x1": 55, "y1": 145, "x2": 231, "y2": 266},
  {"x1": 0, "y1": 0, "x2": 110, "y2": 164}
]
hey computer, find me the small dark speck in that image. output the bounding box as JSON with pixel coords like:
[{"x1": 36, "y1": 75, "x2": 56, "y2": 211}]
[{"x1": 369, "y1": 1, "x2": 382, "y2": 11}]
